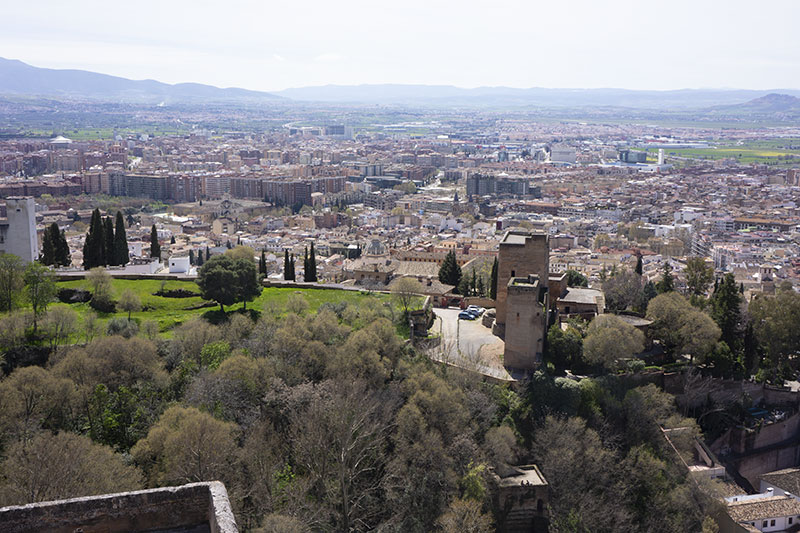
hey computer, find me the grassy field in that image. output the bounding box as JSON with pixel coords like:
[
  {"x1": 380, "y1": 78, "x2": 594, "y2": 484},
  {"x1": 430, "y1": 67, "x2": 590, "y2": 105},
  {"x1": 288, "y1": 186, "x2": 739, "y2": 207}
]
[
  {"x1": 645, "y1": 139, "x2": 800, "y2": 165},
  {"x1": 21, "y1": 126, "x2": 192, "y2": 141},
  {"x1": 54, "y1": 278, "x2": 395, "y2": 337}
]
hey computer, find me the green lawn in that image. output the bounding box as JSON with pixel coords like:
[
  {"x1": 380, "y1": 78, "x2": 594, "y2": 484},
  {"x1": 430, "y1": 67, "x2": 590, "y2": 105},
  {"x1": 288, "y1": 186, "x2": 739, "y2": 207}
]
[
  {"x1": 645, "y1": 140, "x2": 800, "y2": 165},
  {"x1": 54, "y1": 279, "x2": 394, "y2": 337}
]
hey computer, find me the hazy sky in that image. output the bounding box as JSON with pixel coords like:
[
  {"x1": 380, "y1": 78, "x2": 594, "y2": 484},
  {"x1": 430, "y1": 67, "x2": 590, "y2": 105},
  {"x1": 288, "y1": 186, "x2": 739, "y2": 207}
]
[{"x1": 3, "y1": 0, "x2": 800, "y2": 92}]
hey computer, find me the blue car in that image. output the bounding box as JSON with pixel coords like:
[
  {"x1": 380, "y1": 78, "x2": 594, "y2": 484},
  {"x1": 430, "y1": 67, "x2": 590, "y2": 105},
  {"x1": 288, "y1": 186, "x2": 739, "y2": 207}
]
[{"x1": 458, "y1": 310, "x2": 477, "y2": 320}]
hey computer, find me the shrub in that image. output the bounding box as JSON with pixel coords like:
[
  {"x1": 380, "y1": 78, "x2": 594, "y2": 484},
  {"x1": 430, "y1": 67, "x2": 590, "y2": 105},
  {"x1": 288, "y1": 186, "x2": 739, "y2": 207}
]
[
  {"x1": 57, "y1": 288, "x2": 92, "y2": 304},
  {"x1": 90, "y1": 296, "x2": 116, "y2": 313},
  {"x1": 106, "y1": 317, "x2": 139, "y2": 338},
  {"x1": 626, "y1": 359, "x2": 646, "y2": 373}
]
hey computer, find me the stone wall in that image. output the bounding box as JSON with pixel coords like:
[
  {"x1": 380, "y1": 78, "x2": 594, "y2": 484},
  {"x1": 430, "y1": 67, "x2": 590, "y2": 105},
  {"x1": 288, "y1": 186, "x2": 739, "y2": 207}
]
[{"x1": 0, "y1": 481, "x2": 238, "y2": 533}]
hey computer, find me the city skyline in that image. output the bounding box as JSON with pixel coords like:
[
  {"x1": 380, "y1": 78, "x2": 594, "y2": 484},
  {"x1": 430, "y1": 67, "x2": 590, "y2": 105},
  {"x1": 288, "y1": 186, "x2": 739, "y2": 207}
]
[{"x1": 4, "y1": 0, "x2": 800, "y2": 92}]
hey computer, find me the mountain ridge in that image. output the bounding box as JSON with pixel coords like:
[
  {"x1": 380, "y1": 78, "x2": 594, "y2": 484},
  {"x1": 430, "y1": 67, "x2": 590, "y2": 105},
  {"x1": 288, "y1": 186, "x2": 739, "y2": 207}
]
[
  {"x1": 0, "y1": 57, "x2": 284, "y2": 103},
  {"x1": 273, "y1": 84, "x2": 800, "y2": 109},
  {"x1": 3, "y1": 57, "x2": 800, "y2": 110}
]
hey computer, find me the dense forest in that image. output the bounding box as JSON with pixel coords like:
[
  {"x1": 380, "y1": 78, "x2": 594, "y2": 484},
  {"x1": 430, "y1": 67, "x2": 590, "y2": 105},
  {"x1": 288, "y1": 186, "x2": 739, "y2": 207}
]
[{"x1": 2, "y1": 255, "x2": 799, "y2": 531}]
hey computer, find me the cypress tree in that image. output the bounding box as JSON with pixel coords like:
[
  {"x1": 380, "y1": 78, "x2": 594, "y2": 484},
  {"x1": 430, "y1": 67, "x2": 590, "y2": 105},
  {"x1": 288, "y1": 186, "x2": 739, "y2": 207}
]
[
  {"x1": 635, "y1": 255, "x2": 643, "y2": 275},
  {"x1": 303, "y1": 247, "x2": 309, "y2": 280},
  {"x1": 189, "y1": 249, "x2": 195, "y2": 265},
  {"x1": 114, "y1": 211, "x2": 129, "y2": 266},
  {"x1": 150, "y1": 225, "x2": 161, "y2": 259},
  {"x1": 711, "y1": 273, "x2": 743, "y2": 350},
  {"x1": 260, "y1": 250, "x2": 267, "y2": 275},
  {"x1": 288, "y1": 254, "x2": 296, "y2": 281},
  {"x1": 206, "y1": 246, "x2": 211, "y2": 261},
  {"x1": 55, "y1": 229, "x2": 71, "y2": 266},
  {"x1": 197, "y1": 251, "x2": 204, "y2": 266},
  {"x1": 284, "y1": 250, "x2": 291, "y2": 280},
  {"x1": 308, "y1": 242, "x2": 317, "y2": 282},
  {"x1": 490, "y1": 256, "x2": 498, "y2": 300},
  {"x1": 104, "y1": 217, "x2": 115, "y2": 266},
  {"x1": 655, "y1": 262, "x2": 674, "y2": 294},
  {"x1": 438, "y1": 250, "x2": 462, "y2": 289},
  {"x1": 83, "y1": 208, "x2": 105, "y2": 269},
  {"x1": 41, "y1": 223, "x2": 56, "y2": 265},
  {"x1": 171, "y1": 235, "x2": 176, "y2": 245}
]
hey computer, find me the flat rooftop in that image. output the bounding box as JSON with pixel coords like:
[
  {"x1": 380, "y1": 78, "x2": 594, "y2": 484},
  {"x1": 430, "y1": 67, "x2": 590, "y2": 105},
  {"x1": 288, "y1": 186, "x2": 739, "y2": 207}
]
[
  {"x1": 559, "y1": 287, "x2": 603, "y2": 305},
  {"x1": 500, "y1": 230, "x2": 547, "y2": 246},
  {"x1": 496, "y1": 464, "x2": 548, "y2": 488}
]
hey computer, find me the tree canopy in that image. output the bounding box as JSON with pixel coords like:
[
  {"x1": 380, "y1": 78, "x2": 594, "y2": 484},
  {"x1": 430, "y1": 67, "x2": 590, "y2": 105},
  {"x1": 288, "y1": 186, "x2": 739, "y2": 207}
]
[
  {"x1": 583, "y1": 314, "x2": 645, "y2": 371},
  {"x1": 565, "y1": 269, "x2": 588, "y2": 287},
  {"x1": 197, "y1": 254, "x2": 239, "y2": 312},
  {"x1": 438, "y1": 250, "x2": 462, "y2": 289},
  {"x1": 197, "y1": 254, "x2": 261, "y2": 312},
  {"x1": 647, "y1": 292, "x2": 720, "y2": 363}
]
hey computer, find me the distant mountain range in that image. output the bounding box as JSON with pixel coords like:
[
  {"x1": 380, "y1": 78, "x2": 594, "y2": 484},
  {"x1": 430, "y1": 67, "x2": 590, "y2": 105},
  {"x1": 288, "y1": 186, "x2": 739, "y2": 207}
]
[
  {"x1": 273, "y1": 84, "x2": 800, "y2": 109},
  {"x1": 0, "y1": 57, "x2": 284, "y2": 103},
  {"x1": 2, "y1": 57, "x2": 800, "y2": 112},
  {"x1": 709, "y1": 93, "x2": 800, "y2": 115}
]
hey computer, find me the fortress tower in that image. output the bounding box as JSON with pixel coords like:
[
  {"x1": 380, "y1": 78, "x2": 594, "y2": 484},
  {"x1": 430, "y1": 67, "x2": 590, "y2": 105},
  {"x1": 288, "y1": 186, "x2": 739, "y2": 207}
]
[
  {"x1": 0, "y1": 197, "x2": 38, "y2": 262},
  {"x1": 494, "y1": 230, "x2": 550, "y2": 370}
]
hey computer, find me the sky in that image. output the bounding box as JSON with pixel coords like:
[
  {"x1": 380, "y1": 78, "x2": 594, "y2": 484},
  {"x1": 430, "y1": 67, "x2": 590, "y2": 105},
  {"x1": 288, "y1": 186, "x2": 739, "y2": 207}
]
[{"x1": 3, "y1": 0, "x2": 800, "y2": 92}]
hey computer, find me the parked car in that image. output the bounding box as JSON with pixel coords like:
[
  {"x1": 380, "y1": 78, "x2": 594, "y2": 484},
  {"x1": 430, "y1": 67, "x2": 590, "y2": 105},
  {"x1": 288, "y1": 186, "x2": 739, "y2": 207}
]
[
  {"x1": 458, "y1": 310, "x2": 477, "y2": 320},
  {"x1": 466, "y1": 305, "x2": 485, "y2": 316}
]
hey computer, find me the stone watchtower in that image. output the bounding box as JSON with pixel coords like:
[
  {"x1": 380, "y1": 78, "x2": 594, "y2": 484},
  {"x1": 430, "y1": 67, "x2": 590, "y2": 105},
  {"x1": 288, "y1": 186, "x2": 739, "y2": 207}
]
[
  {"x1": 504, "y1": 275, "x2": 548, "y2": 369},
  {"x1": 0, "y1": 197, "x2": 38, "y2": 262},
  {"x1": 493, "y1": 230, "x2": 550, "y2": 370}
]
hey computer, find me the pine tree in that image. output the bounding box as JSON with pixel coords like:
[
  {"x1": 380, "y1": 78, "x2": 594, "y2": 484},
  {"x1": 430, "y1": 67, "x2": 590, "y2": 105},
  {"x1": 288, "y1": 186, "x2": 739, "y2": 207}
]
[
  {"x1": 104, "y1": 217, "x2": 115, "y2": 266},
  {"x1": 114, "y1": 211, "x2": 129, "y2": 266},
  {"x1": 150, "y1": 225, "x2": 161, "y2": 259},
  {"x1": 438, "y1": 250, "x2": 462, "y2": 289},
  {"x1": 490, "y1": 256, "x2": 498, "y2": 300}
]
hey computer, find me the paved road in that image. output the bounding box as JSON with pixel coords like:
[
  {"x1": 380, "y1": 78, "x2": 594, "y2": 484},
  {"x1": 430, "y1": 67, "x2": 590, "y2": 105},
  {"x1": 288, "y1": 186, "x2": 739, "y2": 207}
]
[{"x1": 430, "y1": 308, "x2": 512, "y2": 381}]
